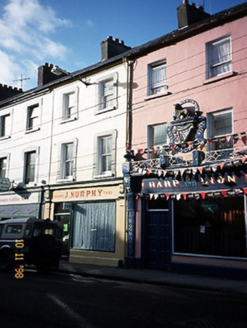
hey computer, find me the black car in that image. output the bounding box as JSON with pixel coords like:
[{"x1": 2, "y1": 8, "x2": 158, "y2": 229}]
[{"x1": 0, "y1": 218, "x2": 63, "y2": 272}]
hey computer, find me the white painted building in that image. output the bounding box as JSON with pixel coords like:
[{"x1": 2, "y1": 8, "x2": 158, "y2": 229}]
[{"x1": 0, "y1": 37, "x2": 132, "y2": 267}]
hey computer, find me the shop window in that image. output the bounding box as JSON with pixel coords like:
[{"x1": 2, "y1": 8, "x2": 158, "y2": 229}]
[
  {"x1": 206, "y1": 35, "x2": 232, "y2": 79},
  {"x1": 148, "y1": 60, "x2": 167, "y2": 95},
  {"x1": 174, "y1": 197, "x2": 246, "y2": 258},
  {"x1": 72, "y1": 201, "x2": 116, "y2": 252}
]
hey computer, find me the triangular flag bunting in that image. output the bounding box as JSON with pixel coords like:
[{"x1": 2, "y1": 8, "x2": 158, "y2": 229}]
[{"x1": 221, "y1": 190, "x2": 227, "y2": 197}]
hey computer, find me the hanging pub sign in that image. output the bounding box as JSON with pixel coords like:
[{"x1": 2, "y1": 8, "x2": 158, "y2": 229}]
[{"x1": 167, "y1": 99, "x2": 206, "y2": 153}]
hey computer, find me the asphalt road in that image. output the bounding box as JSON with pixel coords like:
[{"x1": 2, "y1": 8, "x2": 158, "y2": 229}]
[{"x1": 0, "y1": 268, "x2": 247, "y2": 328}]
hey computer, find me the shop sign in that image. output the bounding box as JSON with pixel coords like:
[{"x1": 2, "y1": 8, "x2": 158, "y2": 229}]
[
  {"x1": 53, "y1": 186, "x2": 119, "y2": 202},
  {"x1": 0, "y1": 191, "x2": 40, "y2": 205},
  {"x1": 142, "y1": 172, "x2": 247, "y2": 194},
  {"x1": 0, "y1": 178, "x2": 11, "y2": 191}
]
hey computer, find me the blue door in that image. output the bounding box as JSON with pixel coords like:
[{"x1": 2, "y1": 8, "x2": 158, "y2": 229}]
[{"x1": 145, "y1": 211, "x2": 171, "y2": 270}]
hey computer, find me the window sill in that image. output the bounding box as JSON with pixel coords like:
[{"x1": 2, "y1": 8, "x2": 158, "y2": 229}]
[
  {"x1": 60, "y1": 117, "x2": 78, "y2": 124},
  {"x1": 56, "y1": 177, "x2": 74, "y2": 183},
  {"x1": 203, "y1": 71, "x2": 237, "y2": 85},
  {"x1": 25, "y1": 127, "x2": 40, "y2": 134},
  {"x1": 94, "y1": 172, "x2": 114, "y2": 179},
  {"x1": 96, "y1": 106, "x2": 117, "y2": 115},
  {"x1": 0, "y1": 135, "x2": 11, "y2": 141},
  {"x1": 145, "y1": 91, "x2": 171, "y2": 101}
]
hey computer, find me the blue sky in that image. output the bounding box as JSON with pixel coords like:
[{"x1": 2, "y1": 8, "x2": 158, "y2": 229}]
[{"x1": 0, "y1": 0, "x2": 244, "y2": 90}]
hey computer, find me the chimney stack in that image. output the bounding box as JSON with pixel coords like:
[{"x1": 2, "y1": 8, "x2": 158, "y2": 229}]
[
  {"x1": 177, "y1": 0, "x2": 210, "y2": 29},
  {"x1": 37, "y1": 63, "x2": 64, "y2": 87},
  {"x1": 0, "y1": 84, "x2": 23, "y2": 101},
  {"x1": 101, "y1": 36, "x2": 131, "y2": 61}
]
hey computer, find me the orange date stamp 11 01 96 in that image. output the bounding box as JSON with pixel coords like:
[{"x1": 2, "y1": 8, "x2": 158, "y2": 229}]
[{"x1": 14, "y1": 239, "x2": 24, "y2": 279}]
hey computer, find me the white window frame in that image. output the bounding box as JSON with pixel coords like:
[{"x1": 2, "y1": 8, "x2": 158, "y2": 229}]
[
  {"x1": 148, "y1": 60, "x2": 167, "y2": 96},
  {"x1": 0, "y1": 153, "x2": 10, "y2": 178},
  {"x1": 148, "y1": 123, "x2": 168, "y2": 148},
  {"x1": 57, "y1": 139, "x2": 78, "y2": 182},
  {"x1": 93, "y1": 130, "x2": 117, "y2": 178},
  {"x1": 61, "y1": 87, "x2": 79, "y2": 122},
  {"x1": 97, "y1": 73, "x2": 118, "y2": 113},
  {"x1": 26, "y1": 103, "x2": 40, "y2": 133},
  {"x1": 22, "y1": 146, "x2": 40, "y2": 186},
  {"x1": 207, "y1": 108, "x2": 233, "y2": 151},
  {"x1": 0, "y1": 112, "x2": 11, "y2": 139},
  {"x1": 206, "y1": 35, "x2": 232, "y2": 79}
]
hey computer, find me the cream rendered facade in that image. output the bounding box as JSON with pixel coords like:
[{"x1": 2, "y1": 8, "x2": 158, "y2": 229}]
[{"x1": 44, "y1": 62, "x2": 129, "y2": 267}]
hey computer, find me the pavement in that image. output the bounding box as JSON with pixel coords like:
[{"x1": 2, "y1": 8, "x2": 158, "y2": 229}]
[{"x1": 58, "y1": 259, "x2": 247, "y2": 297}]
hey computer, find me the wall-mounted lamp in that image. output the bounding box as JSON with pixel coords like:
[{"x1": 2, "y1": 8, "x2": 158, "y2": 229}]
[{"x1": 51, "y1": 65, "x2": 97, "y2": 87}]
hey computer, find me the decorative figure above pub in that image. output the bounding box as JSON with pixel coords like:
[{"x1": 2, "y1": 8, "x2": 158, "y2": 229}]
[{"x1": 167, "y1": 99, "x2": 206, "y2": 153}]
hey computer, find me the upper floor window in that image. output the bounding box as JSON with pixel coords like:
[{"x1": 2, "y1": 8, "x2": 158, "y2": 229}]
[
  {"x1": 207, "y1": 109, "x2": 233, "y2": 151},
  {"x1": 93, "y1": 130, "x2": 116, "y2": 178},
  {"x1": 24, "y1": 151, "x2": 36, "y2": 184},
  {"x1": 57, "y1": 140, "x2": 77, "y2": 181},
  {"x1": 100, "y1": 135, "x2": 112, "y2": 174},
  {"x1": 148, "y1": 123, "x2": 168, "y2": 148},
  {"x1": 206, "y1": 36, "x2": 232, "y2": 79},
  {"x1": 26, "y1": 104, "x2": 39, "y2": 131},
  {"x1": 98, "y1": 74, "x2": 118, "y2": 112},
  {"x1": 0, "y1": 114, "x2": 11, "y2": 138},
  {"x1": 0, "y1": 157, "x2": 7, "y2": 178},
  {"x1": 148, "y1": 61, "x2": 167, "y2": 95},
  {"x1": 62, "y1": 91, "x2": 78, "y2": 121},
  {"x1": 148, "y1": 123, "x2": 168, "y2": 158}
]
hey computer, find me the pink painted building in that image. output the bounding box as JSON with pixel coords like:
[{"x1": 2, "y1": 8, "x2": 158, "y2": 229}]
[{"x1": 124, "y1": 1, "x2": 247, "y2": 277}]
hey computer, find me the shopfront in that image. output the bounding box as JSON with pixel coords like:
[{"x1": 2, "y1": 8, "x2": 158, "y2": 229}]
[
  {"x1": 50, "y1": 181, "x2": 126, "y2": 267},
  {"x1": 132, "y1": 166, "x2": 247, "y2": 276},
  {"x1": 0, "y1": 188, "x2": 42, "y2": 220},
  {"x1": 126, "y1": 99, "x2": 247, "y2": 276}
]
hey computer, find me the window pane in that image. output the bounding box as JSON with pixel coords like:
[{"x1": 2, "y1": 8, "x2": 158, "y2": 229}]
[
  {"x1": 73, "y1": 201, "x2": 116, "y2": 251},
  {"x1": 150, "y1": 63, "x2": 166, "y2": 95},
  {"x1": 100, "y1": 136, "x2": 112, "y2": 173},
  {"x1": 214, "y1": 112, "x2": 232, "y2": 136},
  {"x1": 25, "y1": 151, "x2": 36, "y2": 183},
  {"x1": 0, "y1": 115, "x2": 11, "y2": 137},
  {"x1": 102, "y1": 80, "x2": 114, "y2": 109},
  {"x1": 64, "y1": 93, "x2": 75, "y2": 119},
  {"x1": 174, "y1": 197, "x2": 246, "y2": 257},
  {"x1": 0, "y1": 158, "x2": 7, "y2": 178},
  {"x1": 63, "y1": 143, "x2": 73, "y2": 178},
  {"x1": 207, "y1": 37, "x2": 231, "y2": 78},
  {"x1": 153, "y1": 124, "x2": 167, "y2": 146},
  {"x1": 27, "y1": 105, "x2": 39, "y2": 130}
]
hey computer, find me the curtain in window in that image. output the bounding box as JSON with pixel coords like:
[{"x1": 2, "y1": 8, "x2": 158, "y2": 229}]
[
  {"x1": 72, "y1": 201, "x2": 116, "y2": 252},
  {"x1": 151, "y1": 64, "x2": 166, "y2": 94},
  {"x1": 210, "y1": 38, "x2": 231, "y2": 77}
]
